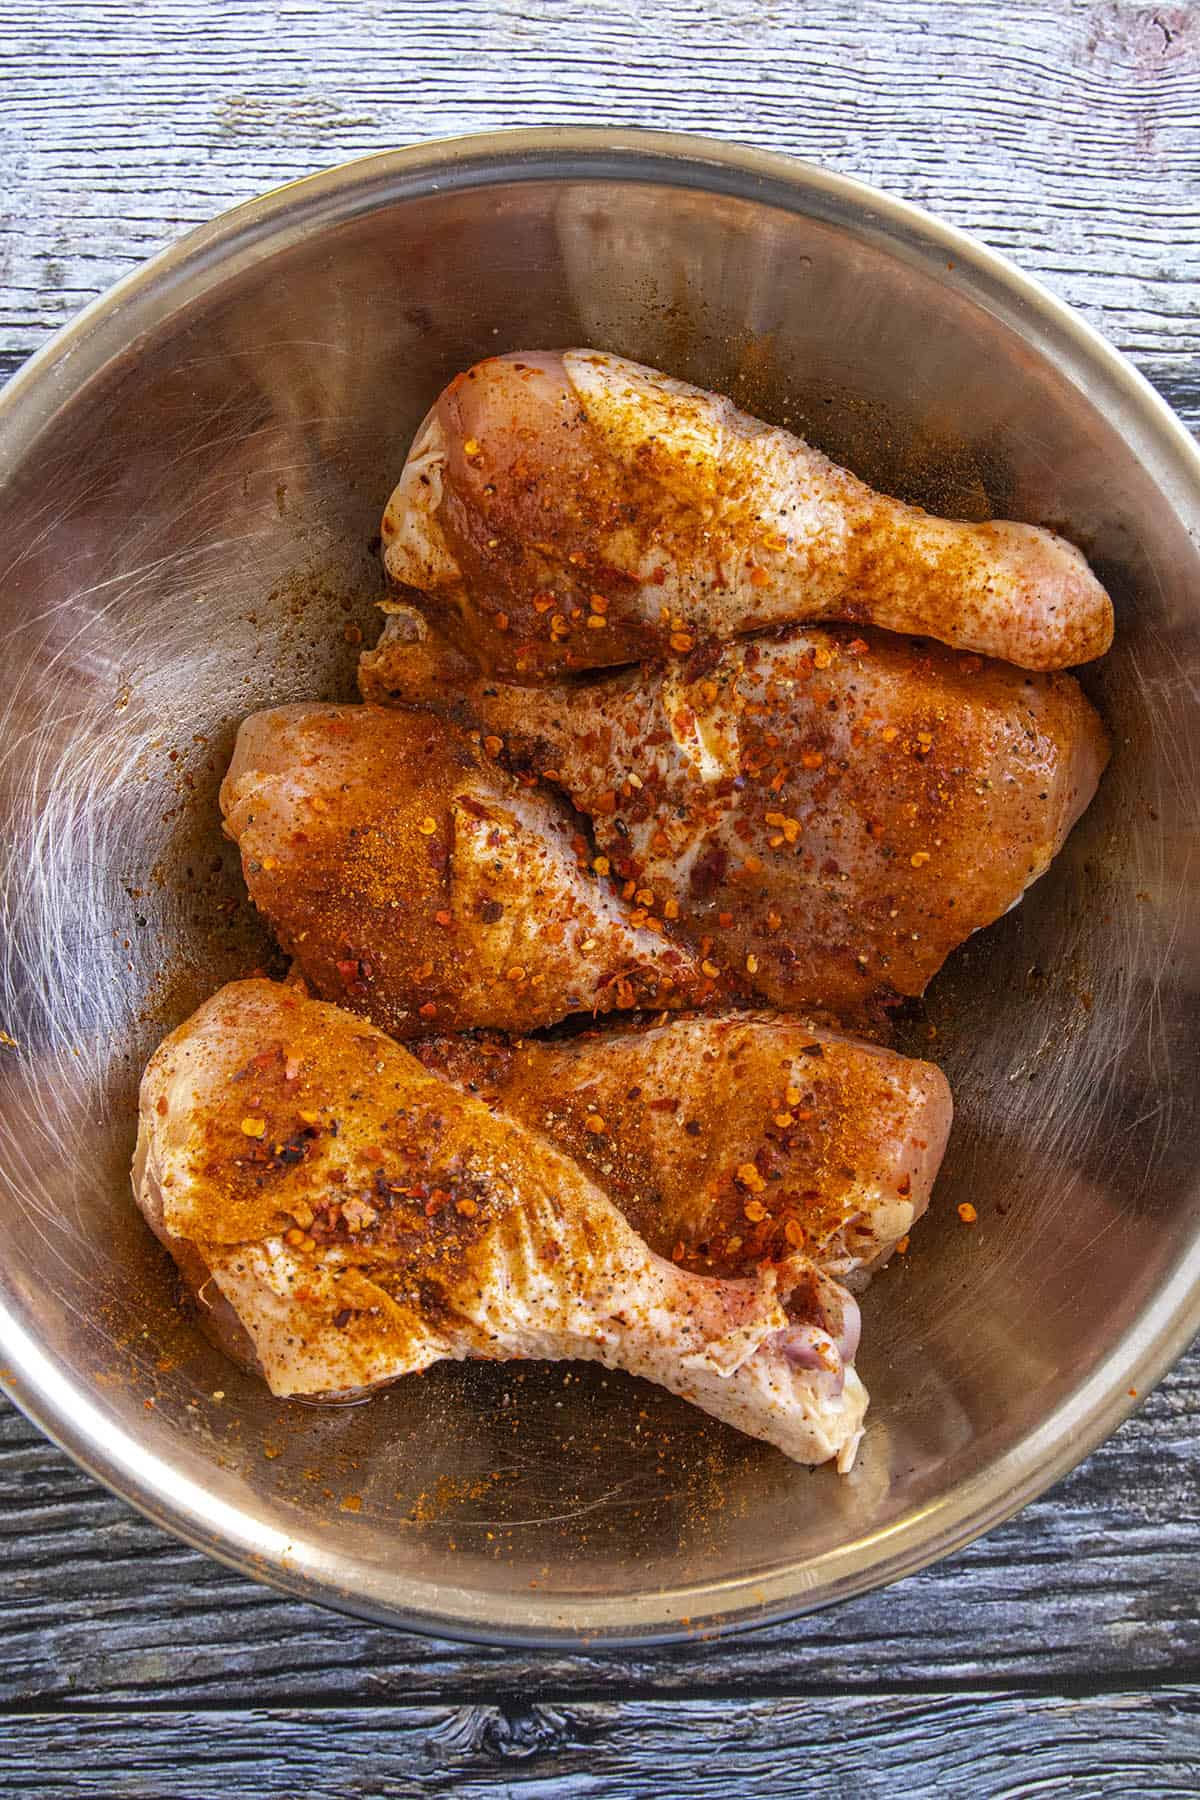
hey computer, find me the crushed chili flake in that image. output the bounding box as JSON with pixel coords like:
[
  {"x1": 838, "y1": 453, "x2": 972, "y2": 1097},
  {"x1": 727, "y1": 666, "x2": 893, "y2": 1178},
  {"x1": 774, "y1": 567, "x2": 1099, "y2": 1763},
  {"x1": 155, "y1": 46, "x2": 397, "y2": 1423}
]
[
  {"x1": 586, "y1": 614, "x2": 608, "y2": 629},
  {"x1": 736, "y1": 1162, "x2": 766, "y2": 1193},
  {"x1": 958, "y1": 1202, "x2": 978, "y2": 1223},
  {"x1": 910, "y1": 850, "x2": 932, "y2": 867},
  {"x1": 743, "y1": 1199, "x2": 767, "y2": 1222},
  {"x1": 456, "y1": 1198, "x2": 478, "y2": 1217},
  {"x1": 240, "y1": 1116, "x2": 267, "y2": 1138},
  {"x1": 701, "y1": 960, "x2": 720, "y2": 978},
  {"x1": 784, "y1": 1217, "x2": 806, "y2": 1248},
  {"x1": 663, "y1": 897, "x2": 680, "y2": 920},
  {"x1": 418, "y1": 1001, "x2": 438, "y2": 1020},
  {"x1": 895, "y1": 1235, "x2": 911, "y2": 1255},
  {"x1": 584, "y1": 1114, "x2": 607, "y2": 1135},
  {"x1": 669, "y1": 630, "x2": 695, "y2": 653},
  {"x1": 592, "y1": 856, "x2": 611, "y2": 876},
  {"x1": 417, "y1": 815, "x2": 438, "y2": 836},
  {"x1": 746, "y1": 954, "x2": 760, "y2": 975},
  {"x1": 434, "y1": 908, "x2": 453, "y2": 928}
]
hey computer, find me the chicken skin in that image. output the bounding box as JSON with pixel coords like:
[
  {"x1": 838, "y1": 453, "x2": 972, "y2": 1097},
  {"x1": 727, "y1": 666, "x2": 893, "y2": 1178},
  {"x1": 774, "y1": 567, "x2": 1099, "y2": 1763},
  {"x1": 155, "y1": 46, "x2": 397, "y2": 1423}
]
[
  {"x1": 133, "y1": 979, "x2": 869, "y2": 1469},
  {"x1": 380, "y1": 349, "x2": 1114, "y2": 680},
  {"x1": 417, "y1": 1011, "x2": 952, "y2": 1286},
  {"x1": 220, "y1": 704, "x2": 713, "y2": 1037},
  {"x1": 361, "y1": 610, "x2": 1110, "y2": 1020}
]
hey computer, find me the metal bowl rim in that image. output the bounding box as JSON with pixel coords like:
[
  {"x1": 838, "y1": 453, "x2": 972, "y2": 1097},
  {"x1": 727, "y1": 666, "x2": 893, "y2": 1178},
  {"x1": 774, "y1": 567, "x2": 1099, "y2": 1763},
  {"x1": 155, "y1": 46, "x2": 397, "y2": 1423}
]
[{"x1": 2, "y1": 125, "x2": 1198, "y2": 1646}]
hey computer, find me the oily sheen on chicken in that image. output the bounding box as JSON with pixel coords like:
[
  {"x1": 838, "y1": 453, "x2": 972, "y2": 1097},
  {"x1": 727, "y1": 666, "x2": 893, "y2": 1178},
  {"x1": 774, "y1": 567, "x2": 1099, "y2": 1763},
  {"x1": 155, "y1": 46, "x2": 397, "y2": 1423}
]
[
  {"x1": 417, "y1": 1011, "x2": 952, "y2": 1285},
  {"x1": 220, "y1": 703, "x2": 716, "y2": 1037},
  {"x1": 133, "y1": 979, "x2": 868, "y2": 1469},
  {"x1": 380, "y1": 349, "x2": 1114, "y2": 680},
  {"x1": 361, "y1": 610, "x2": 1109, "y2": 1020}
]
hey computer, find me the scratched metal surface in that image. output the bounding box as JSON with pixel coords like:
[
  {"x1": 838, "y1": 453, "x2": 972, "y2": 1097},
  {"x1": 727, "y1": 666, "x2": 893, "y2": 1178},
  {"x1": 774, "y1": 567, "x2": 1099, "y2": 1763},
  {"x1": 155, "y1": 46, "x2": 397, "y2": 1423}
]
[{"x1": 1, "y1": 3, "x2": 1199, "y2": 1794}]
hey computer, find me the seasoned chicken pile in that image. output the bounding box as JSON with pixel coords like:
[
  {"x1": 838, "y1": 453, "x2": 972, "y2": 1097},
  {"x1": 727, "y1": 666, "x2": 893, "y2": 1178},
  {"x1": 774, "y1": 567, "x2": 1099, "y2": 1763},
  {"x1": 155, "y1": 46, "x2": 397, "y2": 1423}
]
[
  {"x1": 135, "y1": 350, "x2": 1114, "y2": 1473},
  {"x1": 136, "y1": 980, "x2": 869, "y2": 1469}
]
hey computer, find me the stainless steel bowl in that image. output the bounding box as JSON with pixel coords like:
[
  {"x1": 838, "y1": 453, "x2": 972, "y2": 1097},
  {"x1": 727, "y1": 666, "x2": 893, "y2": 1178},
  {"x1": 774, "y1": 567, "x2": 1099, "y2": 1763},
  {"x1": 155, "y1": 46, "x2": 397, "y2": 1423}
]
[{"x1": 2, "y1": 129, "x2": 1198, "y2": 1645}]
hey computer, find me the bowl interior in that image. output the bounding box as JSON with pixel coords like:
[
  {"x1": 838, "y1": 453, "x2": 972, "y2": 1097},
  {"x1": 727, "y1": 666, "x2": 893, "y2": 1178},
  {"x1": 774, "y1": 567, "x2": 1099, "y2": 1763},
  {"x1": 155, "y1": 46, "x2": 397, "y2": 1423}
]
[{"x1": 2, "y1": 143, "x2": 1198, "y2": 1640}]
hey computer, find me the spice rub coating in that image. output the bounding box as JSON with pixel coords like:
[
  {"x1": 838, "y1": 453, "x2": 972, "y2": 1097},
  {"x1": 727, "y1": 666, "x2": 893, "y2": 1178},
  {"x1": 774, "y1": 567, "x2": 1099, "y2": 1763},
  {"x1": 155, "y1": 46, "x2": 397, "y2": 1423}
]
[
  {"x1": 418, "y1": 1011, "x2": 951, "y2": 1284},
  {"x1": 133, "y1": 978, "x2": 868, "y2": 1468},
  {"x1": 380, "y1": 349, "x2": 1114, "y2": 681},
  {"x1": 362, "y1": 613, "x2": 1110, "y2": 1020},
  {"x1": 220, "y1": 703, "x2": 714, "y2": 1038}
]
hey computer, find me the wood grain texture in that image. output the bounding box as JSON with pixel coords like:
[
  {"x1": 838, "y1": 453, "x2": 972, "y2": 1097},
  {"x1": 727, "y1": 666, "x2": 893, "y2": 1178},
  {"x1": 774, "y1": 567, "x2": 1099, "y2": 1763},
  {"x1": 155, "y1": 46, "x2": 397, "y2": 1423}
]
[
  {"x1": 2, "y1": 2, "x2": 1199, "y2": 1789},
  {"x1": 2, "y1": 1336, "x2": 1199, "y2": 1707},
  {"x1": 2, "y1": 1690, "x2": 1200, "y2": 1798},
  {"x1": 0, "y1": 0, "x2": 1197, "y2": 374}
]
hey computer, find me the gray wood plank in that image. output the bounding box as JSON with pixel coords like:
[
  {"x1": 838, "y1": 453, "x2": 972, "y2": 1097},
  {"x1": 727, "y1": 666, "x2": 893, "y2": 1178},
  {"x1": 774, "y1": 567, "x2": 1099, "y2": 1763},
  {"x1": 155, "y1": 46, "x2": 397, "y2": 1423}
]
[
  {"x1": 0, "y1": 0, "x2": 1197, "y2": 370},
  {"x1": 1, "y1": 1689, "x2": 1199, "y2": 1798},
  {"x1": 2, "y1": 1336, "x2": 1198, "y2": 1705}
]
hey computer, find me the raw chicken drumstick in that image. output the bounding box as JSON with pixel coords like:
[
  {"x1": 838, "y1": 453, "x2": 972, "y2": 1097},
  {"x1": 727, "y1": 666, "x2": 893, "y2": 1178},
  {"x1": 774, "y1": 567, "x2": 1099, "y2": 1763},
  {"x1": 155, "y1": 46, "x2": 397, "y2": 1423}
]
[
  {"x1": 220, "y1": 704, "x2": 713, "y2": 1038},
  {"x1": 380, "y1": 349, "x2": 1114, "y2": 680},
  {"x1": 133, "y1": 978, "x2": 868, "y2": 1469},
  {"x1": 418, "y1": 1011, "x2": 952, "y2": 1285},
  {"x1": 361, "y1": 610, "x2": 1110, "y2": 1020}
]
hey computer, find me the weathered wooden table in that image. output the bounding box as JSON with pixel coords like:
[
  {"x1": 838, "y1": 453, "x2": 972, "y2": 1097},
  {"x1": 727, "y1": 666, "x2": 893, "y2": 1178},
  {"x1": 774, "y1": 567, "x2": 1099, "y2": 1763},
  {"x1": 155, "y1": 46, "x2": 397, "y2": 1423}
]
[{"x1": 2, "y1": 4, "x2": 1198, "y2": 1792}]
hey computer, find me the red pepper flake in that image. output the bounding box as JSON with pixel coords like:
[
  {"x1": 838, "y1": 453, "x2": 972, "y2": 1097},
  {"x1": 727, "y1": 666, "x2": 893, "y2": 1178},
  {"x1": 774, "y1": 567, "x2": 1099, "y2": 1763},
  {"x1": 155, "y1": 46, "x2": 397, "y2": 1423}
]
[
  {"x1": 584, "y1": 1114, "x2": 607, "y2": 1135},
  {"x1": 418, "y1": 1001, "x2": 438, "y2": 1020},
  {"x1": 894, "y1": 1235, "x2": 910, "y2": 1255},
  {"x1": 743, "y1": 1198, "x2": 767, "y2": 1222},
  {"x1": 669, "y1": 630, "x2": 695, "y2": 653},
  {"x1": 240, "y1": 1116, "x2": 266, "y2": 1138},
  {"x1": 736, "y1": 1162, "x2": 766, "y2": 1193},
  {"x1": 456, "y1": 1197, "x2": 478, "y2": 1217},
  {"x1": 417, "y1": 815, "x2": 438, "y2": 836},
  {"x1": 494, "y1": 612, "x2": 510, "y2": 632},
  {"x1": 958, "y1": 1202, "x2": 978, "y2": 1224},
  {"x1": 434, "y1": 909, "x2": 452, "y2": 928}
]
